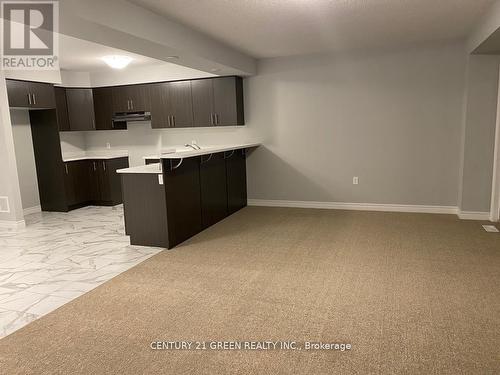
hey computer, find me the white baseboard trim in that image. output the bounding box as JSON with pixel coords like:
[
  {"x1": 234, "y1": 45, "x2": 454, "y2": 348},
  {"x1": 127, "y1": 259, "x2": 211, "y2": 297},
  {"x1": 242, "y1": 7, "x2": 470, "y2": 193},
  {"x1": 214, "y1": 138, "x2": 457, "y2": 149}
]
[
  {"x1": 457, "y1": 211, "x2": 490, "y2": 221},
  {"x1": 248, "y1": 199, "x2": 459, "y2": 215},
  {"x1": 0, "y1": 219, "x2": 26, "y2": 230},
  {"x1": 23, "y1": 205, "x2": 41, "y2": 216}
]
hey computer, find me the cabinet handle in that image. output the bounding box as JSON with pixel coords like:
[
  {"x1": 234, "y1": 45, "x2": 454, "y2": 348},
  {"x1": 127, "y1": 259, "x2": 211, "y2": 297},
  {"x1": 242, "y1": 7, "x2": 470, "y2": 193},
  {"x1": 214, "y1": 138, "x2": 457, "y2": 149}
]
[
  {"x1": 170, "y1": 158, "x2": 183, "y2": 170},
  {"x1": 172, "y1": 115, "x2": 175, "y2": 127},
  {"x1": 32, "y1": 93, "x2": 36, "y2": 105},
  {"x1": 93, "y1": 162, "x2": 96, "y2": 171},
  {"x1": 210, "y1": 113, "x2": 214, "y2": 125},
  {"x1": 130, "y1": 100, "x2": 133, "y2": 110},
  {"x1": 215, "y1": 113, "x2": 219, "y2": 125},
  {"x1": 65, "y1": 164, "x2": 68, "y2": 174},
  {"x1": 201, "y1": 153, "x2": 213, "y2": 164},
  {"x1": 167, "y1": 116, "x2": 171, "y2": 127},
  {"x1": 103, "y1": 161, "x2": 106, "y2": 171},
  {"x1": 224, "y1": 150, "x2": 235, "y2": 159},
  {"x1": 27, "y1": 93, "x2": 32, "y2": 105},
  {"x1": 126, "y1": 100, "x2": 130, "y2": 110}
]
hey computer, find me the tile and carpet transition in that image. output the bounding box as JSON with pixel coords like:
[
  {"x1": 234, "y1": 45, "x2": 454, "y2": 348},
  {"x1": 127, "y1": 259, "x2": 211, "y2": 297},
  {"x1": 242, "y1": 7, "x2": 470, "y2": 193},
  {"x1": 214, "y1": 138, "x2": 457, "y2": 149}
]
[{"x1": 0, "y1": 207, "x2": 498, "y2": 374}]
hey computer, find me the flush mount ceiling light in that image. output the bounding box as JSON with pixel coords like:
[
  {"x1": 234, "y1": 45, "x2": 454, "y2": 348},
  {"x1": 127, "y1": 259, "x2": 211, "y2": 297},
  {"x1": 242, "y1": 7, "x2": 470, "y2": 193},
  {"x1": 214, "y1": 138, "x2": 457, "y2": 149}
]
[{"x1": 101, "y1": 55, "x2": 133, "y2": 69}]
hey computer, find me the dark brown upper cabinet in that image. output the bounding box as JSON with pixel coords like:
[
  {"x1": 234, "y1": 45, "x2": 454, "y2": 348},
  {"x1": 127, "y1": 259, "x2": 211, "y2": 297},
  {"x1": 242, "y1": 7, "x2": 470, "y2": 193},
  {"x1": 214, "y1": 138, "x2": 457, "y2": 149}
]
[
  {"x1": 191, "y1": 77, "x2": 244, "y2": 127},
  {"x1": 112, "y1": 84, "x2": 150, "y2": 113},
  {"x1": 150, "y1": 81, "x2": 193, "y2": 128},
  {"x1": 6, "y1": 79, "x2": 55, "y2": 109},
  {"x1": 92, "y1": 87, "x2": 124, "y2": 130},
  {"x1": 191, "y1": 79, "x2": 214, "y2": 127},
  {"x1": 213, "y1": 77, "x2": 244, "y2": 126},
  {"x1": 54, "y1": 87, "x2": 70, "y2": 131},
  {"x1": 65, "y1": 88, "x2": 96, "y2": 131}
]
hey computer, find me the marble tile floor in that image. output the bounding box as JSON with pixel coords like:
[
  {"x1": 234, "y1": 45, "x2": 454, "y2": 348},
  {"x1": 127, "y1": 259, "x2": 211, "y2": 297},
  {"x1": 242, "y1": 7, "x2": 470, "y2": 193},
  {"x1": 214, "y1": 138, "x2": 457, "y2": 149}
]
[{"x1": 0, "y1": 205, "x2": 162, "y2": 338}]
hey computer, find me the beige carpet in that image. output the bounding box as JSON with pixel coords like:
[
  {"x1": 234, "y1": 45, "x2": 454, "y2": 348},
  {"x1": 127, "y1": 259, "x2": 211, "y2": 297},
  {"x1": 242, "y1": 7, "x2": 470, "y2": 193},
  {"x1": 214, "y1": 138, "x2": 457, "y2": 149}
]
[{"x1": 0, "y1": 207, "x2": 499, "y2": 374}]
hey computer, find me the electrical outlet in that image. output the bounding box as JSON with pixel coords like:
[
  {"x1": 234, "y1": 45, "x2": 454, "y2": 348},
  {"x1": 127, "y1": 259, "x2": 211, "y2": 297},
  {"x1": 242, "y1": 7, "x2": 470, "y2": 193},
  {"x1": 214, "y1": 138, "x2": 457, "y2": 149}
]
[
  {"x1": 106, "y1": 142, "x2": 111, "y2": 149},
  {"x1": 0, "y1": 196, "x2": 10, "y2": 213},
  {"x1": 353, "y1": 177, "x2": 359, "y2": 185}
]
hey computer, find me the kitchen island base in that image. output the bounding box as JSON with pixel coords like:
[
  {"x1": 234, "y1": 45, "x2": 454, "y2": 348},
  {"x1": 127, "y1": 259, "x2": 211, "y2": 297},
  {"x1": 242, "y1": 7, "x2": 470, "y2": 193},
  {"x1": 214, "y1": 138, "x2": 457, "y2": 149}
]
[{"x1": 120, "y1": 147, "x2": 252, "y2": 249}]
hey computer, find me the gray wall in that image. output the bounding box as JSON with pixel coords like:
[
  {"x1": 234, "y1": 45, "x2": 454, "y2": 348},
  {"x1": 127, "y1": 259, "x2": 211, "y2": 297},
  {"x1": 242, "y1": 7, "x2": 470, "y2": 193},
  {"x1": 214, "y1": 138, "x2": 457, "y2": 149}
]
[
  {"x1": 244, "y1": 42, "x2": 468, "y2": 206},
  {"x1": 11, "y1": 110, "x2": 40, "y2": 210},
  {"x1": 460, "y1": 55, "x2": 500, "y2": 212}
]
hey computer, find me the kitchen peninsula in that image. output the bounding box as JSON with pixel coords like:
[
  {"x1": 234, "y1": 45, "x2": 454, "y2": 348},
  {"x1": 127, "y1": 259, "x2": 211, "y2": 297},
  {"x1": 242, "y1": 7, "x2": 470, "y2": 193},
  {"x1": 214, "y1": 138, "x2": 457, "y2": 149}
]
[{"x1": 118, "y1": 143, "x2": 260, "y2": 249}]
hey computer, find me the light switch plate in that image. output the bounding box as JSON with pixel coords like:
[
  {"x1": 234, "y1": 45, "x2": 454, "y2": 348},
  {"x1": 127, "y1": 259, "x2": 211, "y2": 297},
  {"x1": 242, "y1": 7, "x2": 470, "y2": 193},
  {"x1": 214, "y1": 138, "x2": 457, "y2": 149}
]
[{"x1": 0, "y1": 196, "x2": 10, "y2": 213}]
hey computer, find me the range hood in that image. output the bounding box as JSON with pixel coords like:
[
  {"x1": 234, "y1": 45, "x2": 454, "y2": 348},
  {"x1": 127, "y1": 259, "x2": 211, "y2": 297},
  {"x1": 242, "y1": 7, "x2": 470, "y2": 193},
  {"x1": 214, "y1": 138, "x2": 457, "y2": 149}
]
[{"x1": 112, "y1": 111, "x2": 151, "y2": 123}]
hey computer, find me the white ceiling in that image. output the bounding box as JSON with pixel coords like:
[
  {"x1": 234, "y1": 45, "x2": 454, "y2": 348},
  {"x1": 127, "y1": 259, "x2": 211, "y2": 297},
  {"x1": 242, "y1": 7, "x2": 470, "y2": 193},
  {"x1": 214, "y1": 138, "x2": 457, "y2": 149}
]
[
  {"x1": 58, "y1": 34, "x2": 166, "y2": 71},
  {"x1": 129, "y1": 0, "x2": 496, "y2": 58}
]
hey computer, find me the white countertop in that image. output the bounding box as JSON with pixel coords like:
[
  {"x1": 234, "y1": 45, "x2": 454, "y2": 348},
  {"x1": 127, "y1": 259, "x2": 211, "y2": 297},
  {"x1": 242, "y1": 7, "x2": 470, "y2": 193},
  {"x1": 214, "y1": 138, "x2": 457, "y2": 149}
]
[
  {"x1": 117, "y1": 163, "x2": 162, "y2": 174},
  {"x1": 159, "y1": 143, "x2": 260, "y2": 159},
  {"x1": 62, "y1": 151, "x2": 129, "y2": 162}
]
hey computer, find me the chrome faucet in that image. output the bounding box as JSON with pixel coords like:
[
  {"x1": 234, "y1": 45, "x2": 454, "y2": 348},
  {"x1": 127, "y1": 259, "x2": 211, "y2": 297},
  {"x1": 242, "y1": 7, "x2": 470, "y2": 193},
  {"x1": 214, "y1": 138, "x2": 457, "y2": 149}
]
[{"x1": 185, "y1": 143, "x2": 201, "y2": 150}]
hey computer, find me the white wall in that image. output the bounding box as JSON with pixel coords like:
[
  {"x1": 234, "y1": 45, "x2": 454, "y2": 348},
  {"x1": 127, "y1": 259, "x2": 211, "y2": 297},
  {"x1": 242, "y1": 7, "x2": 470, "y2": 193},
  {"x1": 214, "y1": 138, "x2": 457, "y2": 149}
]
[
  {"x1": 83, "y1": 124, "x2": 256, "y2": 167},
  {"x1": 459, "y1": 54, "x2": 500, "y2": 212},
  {"x1": 59, "y1": 70, "x2": 91, "y2": 87},
  {"x1": 89, "y1": 64, "x2": 214, "y2": 87},
  {"x1": 10, "y1": 110, "x2": 40, "y2": 210},
  {"x1": 59, "y1": 131, "x2": 86, "y2": 155},
  {"x1": 244, "y1": 42, "x2": 467, "y2": 206}
]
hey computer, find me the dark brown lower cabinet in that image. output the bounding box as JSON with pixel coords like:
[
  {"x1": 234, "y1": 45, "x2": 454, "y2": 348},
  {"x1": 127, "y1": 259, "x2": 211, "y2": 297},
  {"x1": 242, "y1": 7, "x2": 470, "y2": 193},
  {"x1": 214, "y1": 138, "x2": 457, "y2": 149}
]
[
  {"x1": 163, "y1": 157, "x2": 203, "y2": 248},
  {"x1": 225, "y1": 149, "x2": 247, "y2": 214},
  {"x1": 122, "y1": 173, "x2": 168, "y2": 247},
  {"x1": 63, "y1": 160, "x2": 91, "y2": 209},
  {"x1": 63, "y1": 157, "x2": 128, "y2": 210},
  {"x1": 199, "y1": 152, "x2": 228, "y2": 228},
  {"x1": 99, "y1": 158, "x2": 129, "y2": 204},
  {"x1": 122, "y1": 149, "x2": 248, "y2": 249}
]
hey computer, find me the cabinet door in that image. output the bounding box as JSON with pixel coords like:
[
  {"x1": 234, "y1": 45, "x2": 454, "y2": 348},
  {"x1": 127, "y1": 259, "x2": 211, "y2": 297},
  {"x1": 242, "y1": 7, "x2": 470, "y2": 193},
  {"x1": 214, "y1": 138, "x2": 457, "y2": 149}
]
[
  {"x1": 63, "y1": 162, "x2": 78, "y2": 207},
  {"x1": 66, "y1": 88, "x2": 96, "y2": 131},
  {"x1": 98, "y1": 160, "x2": 112, "y2": 202},
  {"x1": 112, "y1": 86, "x2": 129, "y2": 113},
  {"x1": 150, "y1": 83, "x2": 170, "y2": 128},
  {"x1": 112, "y1": 85, "x2": 150, "y2": 112},
  {"x1": 164, "y1": 157, "x2": 202, "y2": 247},
  {"x1": 93, "y1": 87, "x2": 114, "y2": 130},
  {"x1": 168, "y1": 81, "x2": 193, "y2": 128},
  {"x1": 54, "y1": 87, "x2": 70, "y2": 131},
  {"x1": 97, "y1": 158, "x2": 128, "y2": 204},
  {"x1": 88, "y1": 160, "x2": 101, "y2": 202},
  {"x1": 212, "y1": 77, "x2": 244, "y2": 126},
  {"x1": 225, "y1": 150, "x2": 247, "y2": 214},
  {"x1": 64, "y1": 161, "x2": 90, "y2": 207},
  {"x1": 151, "y1": 81, "x2": 193, "y2": 128},
  {"x1": 6, "y1": 80, "x2": 30, "y2": 107},
  {"x1": 73, "y1": 160, "x2": 90, "y2": 204},
  {"x1": 29, "y1": 82, "x2": 55, "y2": 109},
  {"x1": 199, "y1": 152, "x2": 228, "y2": 228},
  {"x1": 191, "y1": 79, "x2": 214, "y2": 127},
  {"x1": 128, "y1": 84, "x2": 150, "y2": 112}
]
